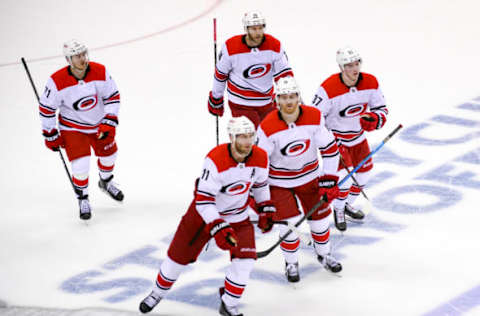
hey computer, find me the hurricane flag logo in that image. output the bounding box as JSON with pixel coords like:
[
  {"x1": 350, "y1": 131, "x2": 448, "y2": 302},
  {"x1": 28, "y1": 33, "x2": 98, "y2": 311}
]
[{"x1": 280, "y1": 139, "x2": 311, "y2": 157}]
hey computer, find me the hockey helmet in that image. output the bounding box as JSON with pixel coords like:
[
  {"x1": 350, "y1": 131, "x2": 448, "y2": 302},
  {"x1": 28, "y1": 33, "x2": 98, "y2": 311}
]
[
  {"x1": 242, "y1": 11, "x2": 266, "y2": 32},
  {"x1": 336, "y1": 46, "x2": 362, "y2": 70},
  {"x1": 227, "y1": 116, "x2": 256, "y2": 138}
]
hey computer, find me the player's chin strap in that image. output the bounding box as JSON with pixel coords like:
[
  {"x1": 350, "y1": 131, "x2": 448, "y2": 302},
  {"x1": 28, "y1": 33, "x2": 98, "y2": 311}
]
[
  {"x1": 256, "y1": 124, "x2": 403, "y2": 259},
  {"x1": 21, "y1": 57, "x2": 83, "y2": 199}
]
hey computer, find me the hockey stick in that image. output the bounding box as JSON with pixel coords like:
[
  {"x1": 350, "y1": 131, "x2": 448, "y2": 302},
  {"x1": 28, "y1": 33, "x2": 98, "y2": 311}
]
[
  {"x1": 213, "y1": 18, "x2": 219, "y2": 146},
  {"x1": 256, "y1": 124, "x2": 403, "y2": 258},
  {"x1": 339, "y1": 156, "x2": 369, "y2": 201},
  {"x1": 21, "y1": 57, "x2": 82, "y2": 198}
]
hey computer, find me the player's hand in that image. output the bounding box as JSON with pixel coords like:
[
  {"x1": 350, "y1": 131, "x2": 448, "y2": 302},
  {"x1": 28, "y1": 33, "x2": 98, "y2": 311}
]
[
  {"x1": 43, "y1": 128, "x2": 64, "y2": 152},
  {"x1": 207, "y1": 218, "x2": 238, "y2": 251},
  {"x1": 256, "y1": 201, "x2": 276, "y2": 233},
  {"x1": 97, "y1": 115, "x2": 118, "y2": 141},
  {"x1": 360, "y1": 112, "x2": 380, "y2": 131},
  {"x1": 318, "y1": 174, "x2": 340, "y2": 203},
  {"x1": 208, "y1": 91, "x2": 224, "y2": 117}
]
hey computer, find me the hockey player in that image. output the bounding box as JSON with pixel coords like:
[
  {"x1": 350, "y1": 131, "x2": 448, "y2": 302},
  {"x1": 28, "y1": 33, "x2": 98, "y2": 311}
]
[
  {"x1": 256, "y1": 76, "x2": 342, "y2": 283},
  {"x1": 311, "y1": 47, "x2": 388, "y2": 231},
  {"x1": 139, "y1": 116, "x2": 275, "y2": 316},
  {"x1": 39, "y1": 39, "x2": 123, "y2": 220},
  {"x1": 207, "y1": 10, "x2": 294, "y2": 128}
]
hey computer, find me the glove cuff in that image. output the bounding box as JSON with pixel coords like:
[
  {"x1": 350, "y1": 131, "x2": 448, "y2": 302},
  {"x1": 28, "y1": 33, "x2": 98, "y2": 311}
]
[
  {"x1": 209, "y1": 91, "x2": 224, "y2": 108},
  {"x1": 208, "y1": 219, "x2": 230, "y2": 236},
  {"x1": 101, "y1": 115, "x2": 119, "y2": 127}
]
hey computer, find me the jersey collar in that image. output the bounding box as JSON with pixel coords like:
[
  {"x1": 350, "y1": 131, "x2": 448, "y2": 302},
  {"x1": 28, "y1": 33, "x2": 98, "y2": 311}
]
[
  {"x1": 228, "y1": 143, "x2": 253, "y2": 164},
  {"x1": 339, "y1": 72, "x2": 363, "y2": 88},
  {"x1": 242, "y1": 34, "x2": 266, "y2": 49},
  {"x1": 277, "y1": 105, "x2": 304, "y2": 125},
  {"x1": 68, "y1": 64, "x2": 91, "y2": 81}
]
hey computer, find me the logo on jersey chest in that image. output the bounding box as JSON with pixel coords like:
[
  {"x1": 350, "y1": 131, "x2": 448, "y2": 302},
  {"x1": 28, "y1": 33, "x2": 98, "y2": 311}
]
[
  {"x1": 243, "y1": 63, "x2": 272, "y2": 79},
  {"x1": 220, "y1": 181, "x2": 251, "y2": 195},
  {"x1": 280, "y1": 139, "x2": 311, "y2": 157},
  {"x1": 73, "y1": 95, "x2": 98, "y2": 111},
  {"x1": 339, "y1": 103, "x2": 367, "y2": 117}
]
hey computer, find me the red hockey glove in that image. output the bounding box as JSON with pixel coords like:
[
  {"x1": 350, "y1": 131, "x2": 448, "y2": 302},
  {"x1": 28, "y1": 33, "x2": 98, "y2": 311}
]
[
  {"x1": 43, "y1": 129, "x2": 64, "y2": 152},
  {"x1": 256, "y1": 201, "x2": 276, "y2": 233},
  {"x1": 360, "y1": 112, "x2": 380, "y2": 132},
  {"x1": 207, "y1": 218, "x2": 238, "y2": 251},
  {"x1": 318, "y1": 174, "x2": 340, "y2": 203},
  {"x1": 208, "y1": 91, "x2": 224, "y2": 117},
  {"x1": 97, "y1": 115, "x2": 118, "y2": 141}
]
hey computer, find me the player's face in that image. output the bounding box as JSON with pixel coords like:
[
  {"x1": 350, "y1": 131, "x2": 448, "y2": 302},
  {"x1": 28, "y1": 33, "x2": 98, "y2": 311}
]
[
  {"x1": 246, "y1": 25, "x2": 265, "y2": 45},
  {"x1": 70, "y1": 52, "x2": 89, "y2": 71},
  {"x1": 343, "y1": 60, "x2": 361, "y2": 82},
  {"x1": 232, "y1": 132, "x2": 255, "y2": 155},
  {"x1": 278, "y1": 93, "x2": 299, "y2": 115}
]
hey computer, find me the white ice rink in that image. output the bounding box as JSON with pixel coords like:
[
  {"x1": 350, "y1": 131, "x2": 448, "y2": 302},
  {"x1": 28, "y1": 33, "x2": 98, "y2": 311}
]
[{"x1": 1, "y1": 0, "x2": 480, "y2": 315}]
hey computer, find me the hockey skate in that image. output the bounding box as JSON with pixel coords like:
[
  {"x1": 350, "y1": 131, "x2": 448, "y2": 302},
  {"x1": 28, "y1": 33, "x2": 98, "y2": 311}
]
[
  {"x1": 345, "y1": 202, "x2": 365, "y2": 222},
  {"x1": 98, "y1": 175, "x2": 124, "y2": 201},
  {"x1": 219, "y1": 287, "x2": 243, "y2": 316},
  {"x1": 317, "y1": 253, "x2": 342, "y2": 273},
  {"x1": 333, "y1": 207, "x2": 347, "y2": 231},
  {"x1": 78, "y1": 195, "x2": 91, "y2": 220},
  {"x1": 139, "y1": 290, "x2": 162, "y2": 314},
  {"x1": 285, "y1": 261, "x2": 300, "y2": 283}
]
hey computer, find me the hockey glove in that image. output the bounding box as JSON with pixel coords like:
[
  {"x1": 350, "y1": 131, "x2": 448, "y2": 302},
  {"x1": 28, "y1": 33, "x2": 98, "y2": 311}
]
[
  {"x1": 360, "y1": 112, "x2": 380, "y2": 132},
  {"x1": 97, "y1": 115, "x2": 118, "y2": 141},
  {"x1": 318, "y1": 174, "x2": 340, "y2": 203},
  {"x1": 43, "y1": 129, "x2": 64, "y2": 151},
  {"x1": 207, "y1": 218, "x2": 238, "y2": 251},
  {"x1": 256, "y1": 201, "x2": 276, "y2": 233},
  {"x1": 208, "y1": 91, "x2": 224, "y2": 117}
]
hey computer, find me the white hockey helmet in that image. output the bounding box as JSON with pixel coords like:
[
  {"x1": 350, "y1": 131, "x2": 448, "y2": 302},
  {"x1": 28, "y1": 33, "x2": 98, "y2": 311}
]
[
  {"x1": 227, "y1": 116, "x2": 256, "y2": 138},
  {"x1": 63, "y1": 39, "x2": 88, "y2": 63},
  {"x1": 336, "y1": 46, "x2": 362, "y2": 70},
  {"x1": 275, "y1": 76, "x2": 300, "y2": 98},
  {"x1": 242, "y1": 11, "x2": 266, "y2": 32}
]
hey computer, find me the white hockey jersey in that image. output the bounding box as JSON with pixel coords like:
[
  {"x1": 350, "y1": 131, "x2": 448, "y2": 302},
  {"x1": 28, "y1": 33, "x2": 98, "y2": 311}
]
[
  {"x1": 311, "y1": 73, "x2": 388, "y2": 146},
  {"x1": 212, "y1": 34, "x2": 293, "y2": 107},
  {"x1": 195, "y1": 144, "x2": 271, "y2": 224},
  {"x1": 256, "y1": 106, "x2": 340, "y2": 188},
  {"x1": 39, "y1": 62, "x2": 120, "y2": 134}
]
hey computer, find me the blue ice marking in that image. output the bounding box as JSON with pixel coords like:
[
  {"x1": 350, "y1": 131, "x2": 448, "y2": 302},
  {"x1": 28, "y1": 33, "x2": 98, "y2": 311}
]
[
  {"x1": 421, "y1": 284, "x2": 480, "y2": 316},
  {"x1": 400, "y1": 123, "x2": 480, "y2": 145},
  {"x1": 60, "y1": 270, "x2": 151, "y2": 303},
  {"x1": 458, "y1": 102, "x2": 480, "y2": 112},
  {"x1": 167, "y1": 278, "x2": 224, "y2": 308},
  {"x1": 103, "y1": 245, "x2": 163, "y2": 270},
  {"x1": 418, "y1": 163, "x2": 480, "y2": 189},
  {"x1": 430, "y1": 115, "x2": 480, "y2": 127},
  {"x1": 366, "y1": 171, "x2": 396, "y2": 188},
  {"x1": 372, "y1": 184, "x2": 462, "y2": 214},
  {"x1": 455, "y1": 148, "x2": 480, "y2": 164},
  {"x1": 373, "y1": 146, "x2": 422, "y2": 166}
]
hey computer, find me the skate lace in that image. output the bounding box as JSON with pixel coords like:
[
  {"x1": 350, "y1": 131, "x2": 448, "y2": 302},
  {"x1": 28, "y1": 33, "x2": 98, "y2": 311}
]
[
  {"x1": 345, "y1": 203, "x2": 359, "y2": 213},
  {"x1": 324, "y1": 254, "x2": 339, "y2": 267},
  {"x1": 225, "y1": 304, "x2": 241, "y2": 315},
  {"x1": 107, "y1": 181, "x2": 121, "y2": 196},
  {"x1": 286, "y1": 263, "x2": 299, "y2": 276},
  {"x1": 79, "y1": 199, "x2": 90, "y2": 214},
  {"x1": 334, "y1": 207, "x2": 345, "y2": 220},
  {"x1": 144, "y1": 291, "x2": 162, "y2": 307}
]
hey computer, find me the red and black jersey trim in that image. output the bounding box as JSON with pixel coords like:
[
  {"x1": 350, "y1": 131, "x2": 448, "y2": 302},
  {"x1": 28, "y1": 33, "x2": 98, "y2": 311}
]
[
  {"x1": 103, "y1": 91, "x2": 120, "y2": 105},
  {"x1": 252, "y1": 180, "x2": 268, "y2": 189},
  {"x1": 195, "y1": 189, "x2": 216, "y2": 206},
  {"x1": 319, "y1": 139, "x2": 339, "y2": 158},
  {"x1": 227, "y1": 79, "x2": 273, "y2": 101},
  {"x1": 273, "y1": 68, "x2": 294, "y2": 81},
  {"x1": 214, "y1": 67, "x2": 228, "y2": 82},
  {"x1": 219, "y1": 199, "x2": 250, "y2": 216},
  {"x1": 332, "y1": 129, "x2": 364, "y2": 143},
  {"x1": 269, "y1": 159, "x2": 319, "y2": 180},
  {"x1": 39, "y1": 102, "x2": 56, "y2": 118},
  {"x1": 59, "y1": 115, "x2": 99, "y2": 130}
]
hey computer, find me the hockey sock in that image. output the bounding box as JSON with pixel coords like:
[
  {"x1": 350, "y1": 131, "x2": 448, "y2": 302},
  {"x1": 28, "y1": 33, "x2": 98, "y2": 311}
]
[
  {"x1": 279, "y1": 223, "x2": 300, "y2": 264},
  {"x1": 71, "y1": 156, "x2": 90, "y2": 197},
  {"x1": 98, "y1": 153, "x2": 117, "y2": 180},
  {"x1": 222, "y1": 258, "x2": 254, "y2": 307},
  {"x1": 154, "y1": 256, "x2": 185, "y2": 296},
  {"x1": 333, "y1": 168, "x2": 351, "y2": 210},
  {"x1": 308, "y1": 218, "x2": 330, "y2": 256}
]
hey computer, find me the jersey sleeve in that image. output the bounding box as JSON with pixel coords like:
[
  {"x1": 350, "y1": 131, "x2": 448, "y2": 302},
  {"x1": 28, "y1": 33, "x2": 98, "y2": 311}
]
[
  {"x1": 100, "y1": 69, "x2": 120, "y2": 117},
  {"x1": 195, "y1": 157, "x2": 222, "y2": 224},
  {"x1": 39, "y1": 77, "x2": 60, "y2": 132},
  {"x1": 272, "y1": 44, "x2": 294, "y2": 82},
  {"x1": 315, "y1": 115, "x2": 340, "y2": 175},
  {"x1": 211, "y1": 43, "x2": 232, "y2": 99},
  {"x1": 251, "y1": 164, "x2": 271, "y2": 204},
  {"x1": 311, "y1": 86, "x2": 331, "y2": 116},
  {"x1": 369, "y1": 85, "x2": 388, "y2": 128}
]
